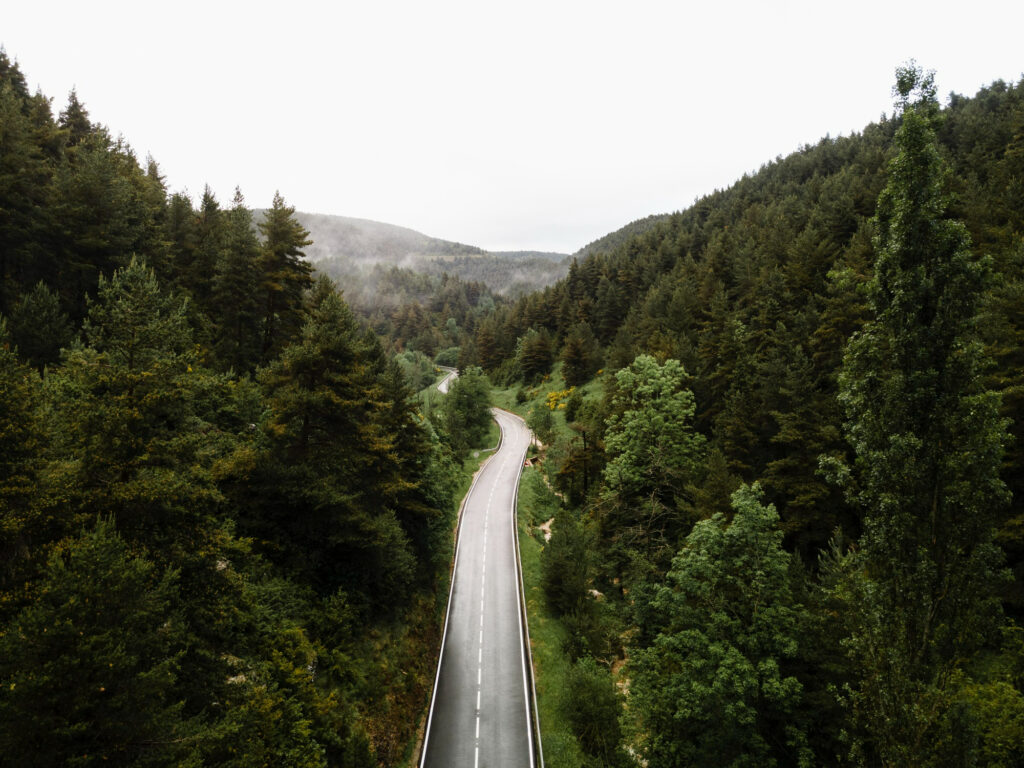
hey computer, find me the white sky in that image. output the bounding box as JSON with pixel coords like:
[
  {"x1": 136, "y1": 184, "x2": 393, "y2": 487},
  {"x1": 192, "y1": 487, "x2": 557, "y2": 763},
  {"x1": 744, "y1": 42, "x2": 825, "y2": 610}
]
[{"x1": 4, "y1": 0, "x2": 1023, "y2": 253}]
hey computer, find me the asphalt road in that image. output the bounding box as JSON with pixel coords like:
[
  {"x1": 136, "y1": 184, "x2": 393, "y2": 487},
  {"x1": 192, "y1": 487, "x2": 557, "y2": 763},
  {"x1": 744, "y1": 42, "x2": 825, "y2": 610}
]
[
  {"x1": 437, "y1": 367, "x2": 457, "y2": 394},
  {"x1": 421, "y1": 407, "x2": 537, "y2": 768}
]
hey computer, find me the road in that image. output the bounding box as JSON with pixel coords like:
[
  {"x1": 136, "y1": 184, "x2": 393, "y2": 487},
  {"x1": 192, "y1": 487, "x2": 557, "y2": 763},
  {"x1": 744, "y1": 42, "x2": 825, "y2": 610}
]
[
  {"x1": 437, "y1": 367, "x2": 457, "y2": 394},
  {"x1": 421, "y1": 406, "x2": 538, "y2": 768}
]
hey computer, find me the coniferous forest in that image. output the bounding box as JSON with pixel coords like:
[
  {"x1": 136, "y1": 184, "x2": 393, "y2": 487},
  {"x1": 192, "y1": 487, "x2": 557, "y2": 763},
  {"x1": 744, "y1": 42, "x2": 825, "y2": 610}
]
[{"x1": 2, "y1": 48, "x2": 1024, "y2": 768}]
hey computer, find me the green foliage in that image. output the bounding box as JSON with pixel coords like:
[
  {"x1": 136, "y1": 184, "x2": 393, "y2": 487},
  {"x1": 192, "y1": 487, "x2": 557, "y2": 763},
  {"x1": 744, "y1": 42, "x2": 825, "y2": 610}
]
[
  {"x1": 0, "y1": 520, "x2": 192, "y2": 766},
  {"x1": 631, "y1": 484, "x2": 812, "y2": 768},
  {"x1": 434, "y1": 346, "x2": 460, "y2": 367},
  {"x1": 7, "y1": 281, "x2": 73, "y2": 371},
  {"x1": 0, "y1": 318, "x2": 44, "y2": 587},
  {"x1": 561, "y1": 658, "x2": 626, "y2": 766},
  {"x1": 440, "y1": 365, "x2": 492, "y2": 456},
  {"x1": 561, "y1": 322, "x2": 601, "y2": 387},
  {"x1": 234, "y1": 291, "x2": 418, "y2": 605},
  {"x1": 518, "y1": 327, "x2": 554, "y2": 383},
  {"x1": 833, "y1": 64, "x2": 1012, "y2": 765},
  {"x1": 541, "y1": 507, "x2": 590, "y2": 620},
  {"x1": 257, "y1": 191, "x2": 313, "y2": 360},
  {"x1": 526, "y1": 401, "x2": 555, "y2": 445},
  {"x1": 599, "y1": 355, "x2": 705, "y2": 576},
  {"x1": 394, "y1": 348, "x2": 437, "y2": 391},
  {"x1": 0, "y1": 56, "x2": 470, "y2": 767},
  {"x1": 211, "y1": 188, "x2": 262, "y2": 373}
]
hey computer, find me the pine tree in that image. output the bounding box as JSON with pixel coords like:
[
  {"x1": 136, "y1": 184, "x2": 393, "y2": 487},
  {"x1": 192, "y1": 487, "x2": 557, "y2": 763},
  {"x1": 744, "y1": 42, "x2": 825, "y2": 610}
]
[
  {"x1": 257, "y1": 191, "x2": 312, "y2": 360},
  {"x1": 57, "y1": 88, "x2": 93, "y2": 148},
  {"x1": 0, "y1": 79, "x2": 52, "y2": 314},
  {"x1": 233, "y1": 290, "x2": 418, "y2": 605},
  {"x1": 190, "y1": 185, "x2": 226, "y2": 314},
  {"x1": 0, "y1": 520, "x2": 192, "y2": 766},
  {"x1": 835, "y1": 65, "x2": 1011, "y2": 765},
  {"x1": 211, "y1": 188, "x2": 262, "y2": 373},
  {"x1": 561, "y1": 321, "x2": 600, "y2": 387},
  {"x1": 0, "y1": 318, "x2": 44, "y2": 591},
  {"x1": 7, "y1": 281, "x2": 73, "y2": 371}
]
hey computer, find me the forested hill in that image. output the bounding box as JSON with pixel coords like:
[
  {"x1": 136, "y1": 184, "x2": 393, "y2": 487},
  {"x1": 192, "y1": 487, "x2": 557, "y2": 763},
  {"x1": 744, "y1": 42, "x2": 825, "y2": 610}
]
[
  {"x1": 282, "y1": 210, "x2": 571, "y2": 296},
  {"x1": 571, "y1": 211, "x2": 671, "y2": 260},
  {"x1": 476, "y1": 71, "x2": 1024, "y2": 765},
  {"x1": 0, "y1": 50, "x2": 499, "y2": 765},
  {"x1": 475, "y1": 75, "x2": 1024, "y2": 570}
]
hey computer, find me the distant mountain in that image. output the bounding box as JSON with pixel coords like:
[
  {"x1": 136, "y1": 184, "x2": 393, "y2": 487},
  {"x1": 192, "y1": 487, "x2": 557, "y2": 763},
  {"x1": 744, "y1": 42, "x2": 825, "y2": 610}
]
[{"x1": 256, "y1": 211, "x2": 571, "y2": 296}]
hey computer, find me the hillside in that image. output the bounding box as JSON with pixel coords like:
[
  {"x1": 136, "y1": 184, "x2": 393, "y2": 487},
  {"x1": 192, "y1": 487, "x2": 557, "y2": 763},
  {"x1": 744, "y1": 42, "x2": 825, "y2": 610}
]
[
  {"x1": 473, "y1": 72, "x2": 1024, "y2": 766},
  {"x1": 572, "y1": 211, "x2": 672, "y2": 260},
  {"x1": 270, "y1": 210, "x2": 571, "y2": 296}
]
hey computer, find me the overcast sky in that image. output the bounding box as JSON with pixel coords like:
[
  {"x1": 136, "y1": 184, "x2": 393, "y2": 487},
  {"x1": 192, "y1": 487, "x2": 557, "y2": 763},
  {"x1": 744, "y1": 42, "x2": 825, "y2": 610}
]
[{"x1": 4, "y1": 1, "x2": 1023, "y2": 253}]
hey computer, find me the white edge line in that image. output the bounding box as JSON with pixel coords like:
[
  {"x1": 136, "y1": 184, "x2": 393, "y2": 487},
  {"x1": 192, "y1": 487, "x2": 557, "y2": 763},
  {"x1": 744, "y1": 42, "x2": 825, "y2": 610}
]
[
  {"x1": 498, "y1": 407, "x2": 544, "y2": 768},
  {"x1": 419, "y1": 405, "x2": 505, "y2": 767}
]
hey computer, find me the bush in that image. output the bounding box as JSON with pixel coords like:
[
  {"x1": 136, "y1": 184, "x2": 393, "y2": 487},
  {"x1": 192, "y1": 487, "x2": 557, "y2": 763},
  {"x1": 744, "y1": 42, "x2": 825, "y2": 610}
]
[
  {"x1": 561, "y1": 658, "x2": 626, "y2": 766},
  {"x1": 434, "y1": 346, "x2": 459, "y2": 367}
]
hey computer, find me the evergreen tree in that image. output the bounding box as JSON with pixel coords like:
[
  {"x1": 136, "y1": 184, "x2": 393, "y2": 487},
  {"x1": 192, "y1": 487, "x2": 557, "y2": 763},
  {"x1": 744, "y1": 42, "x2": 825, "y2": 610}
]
[
  {"x1": 561, "y1": 321, "x2": 601, "y2": 387},
  {"x1": 0, "y1": 318, "x2": 44, "y2": 590},
  {"x1": 190, "y1": 185, "x2": 226, "y2": 314},
  {"x1": 0, "y1": 520, "x2": 192, "y2": 767},
  {"x1": 0, "y1": 79, "x2": 52, "y2": 315},
  {"x1": 441, "y1": 365, "x2": 493, "y2": 456},
  {"x1": 231, "y1": 290, "x2": 418, "y2": 605},
  {"x1": 211, "y1": 188, "x2": 262, "y2": 373},
  {"x1": 258, "y1": 191, "x2": 312, "y2": 360},
  {"x1": 517, "y1": 327, "x2": 553, "y2": 383},
  {"x1": 48, "y1": 258, "x2": 220, "y2": 556},
  {"x1": 57, "y1": 88, "x2": 93, "y2": 148},
  {"x1": 834, "y1": 65, "x2": 1011, "y2": 765},
  {"x1": 7, "y1": 281, "x2": 73, "y2": 371}
]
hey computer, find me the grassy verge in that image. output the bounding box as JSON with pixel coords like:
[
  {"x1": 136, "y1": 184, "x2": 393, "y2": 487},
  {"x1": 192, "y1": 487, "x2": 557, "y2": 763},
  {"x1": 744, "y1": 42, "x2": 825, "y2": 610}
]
[{"x1": 517, "y1": 466, "x2": 587, "y2": 768}]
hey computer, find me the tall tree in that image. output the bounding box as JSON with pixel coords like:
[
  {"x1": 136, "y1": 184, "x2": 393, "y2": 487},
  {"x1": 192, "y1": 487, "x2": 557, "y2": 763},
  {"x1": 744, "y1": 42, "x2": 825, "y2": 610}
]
[
  {"x1": 834, "y1": 65, "x2": 1011, "y2": 765},
  {"x1": 211, "y1": 188, "x2": 262, "y2": 373},
  {"x1": 7, "y1": 281, "x2": 73, "y2": 371},
  {"x1": 231, "y1": 290, "x2": 418, "y2": 605},
  {"x1": 0, "y1": 318, "x2": 44, "y2": 590},
  {"x1": 258, "y1": 191, "x2": 312, "y2": 360},
  {"x1": 599, "y1": 355, "x2": 706, "y2": 578},
  {"x1": 0, "y1": 520, "x2": 192, "y2": 767},
  {"x1": 631, "y1": 484, "x2": 812, "y2": 768}
]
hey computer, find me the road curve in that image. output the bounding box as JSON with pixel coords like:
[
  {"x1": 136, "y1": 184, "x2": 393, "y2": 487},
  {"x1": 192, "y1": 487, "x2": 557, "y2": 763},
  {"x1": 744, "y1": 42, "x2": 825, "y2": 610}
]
[
  {"x1": 437, "y1": 367, "x2": 458, "y2": 394},
  {"x1": 421, "y1": 408, "x2": 538, "y2": 768}
]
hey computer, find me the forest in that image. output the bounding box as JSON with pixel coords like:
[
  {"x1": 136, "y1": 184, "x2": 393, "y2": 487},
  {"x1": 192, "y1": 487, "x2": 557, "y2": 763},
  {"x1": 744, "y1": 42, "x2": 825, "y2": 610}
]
[
  {"x1": 0, "y1": 51, "x2": 498, "y2": 766},
  {"x1": 473, "y1": 66, "x2": 1024, "y2": 767},
  {"x1": 2, "y1": 43, "x2": 1024, "y2": 767}
]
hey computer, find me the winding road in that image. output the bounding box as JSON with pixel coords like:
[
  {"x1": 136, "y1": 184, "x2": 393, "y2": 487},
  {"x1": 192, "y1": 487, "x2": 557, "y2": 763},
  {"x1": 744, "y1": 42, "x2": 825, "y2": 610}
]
[{"x1": 421, "y1": 374, "x2": 539, "y2": 768}]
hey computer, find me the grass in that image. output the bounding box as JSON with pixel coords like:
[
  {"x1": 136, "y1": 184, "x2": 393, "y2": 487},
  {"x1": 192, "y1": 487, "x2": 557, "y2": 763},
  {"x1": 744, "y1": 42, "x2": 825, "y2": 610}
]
[
  {"x1": 493, "y1": 362, "x2": 609, "y2": 445},
  {"x1": 517, "y1": 466, "x2": 587, "y2": 768}
]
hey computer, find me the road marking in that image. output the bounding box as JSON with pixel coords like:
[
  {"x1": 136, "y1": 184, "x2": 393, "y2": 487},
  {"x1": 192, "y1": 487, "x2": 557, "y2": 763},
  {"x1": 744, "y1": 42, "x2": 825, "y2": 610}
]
[
  {"x1": 478, "y1": 667, "x2": 482, "y2": 685},
  {"x1": 477, "y1": 690, "x2": 481, "y2": 709}
]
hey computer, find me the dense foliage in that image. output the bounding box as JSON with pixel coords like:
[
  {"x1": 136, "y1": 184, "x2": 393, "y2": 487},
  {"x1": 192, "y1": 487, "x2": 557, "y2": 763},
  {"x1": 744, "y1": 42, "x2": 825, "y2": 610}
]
[
  {"x1": 499, "y1": 66, "x2": 1024, "y2": 766},
  {"x1": 5, "y1": 44, "x2": 1024, "y2": 767},
  {"x1": 0, "y1": 53, "x2": 472, "y2": 766}
]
